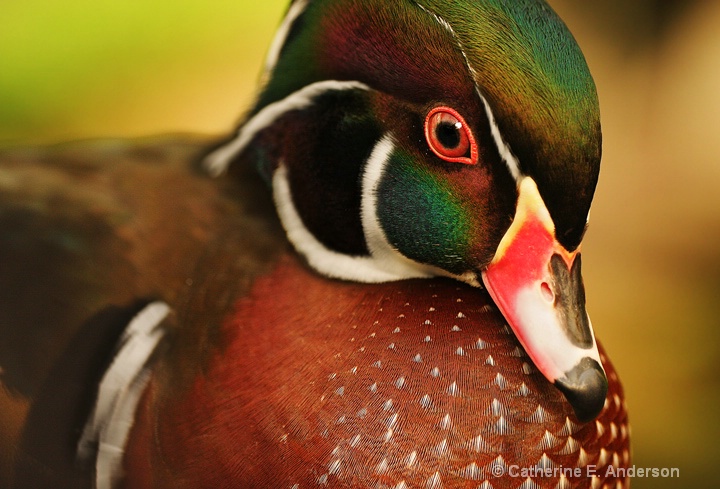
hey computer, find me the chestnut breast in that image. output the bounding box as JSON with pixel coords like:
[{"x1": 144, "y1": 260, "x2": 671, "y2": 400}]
[{"x1": 126, "y1": 255, "x2": 628, "y2": 489}]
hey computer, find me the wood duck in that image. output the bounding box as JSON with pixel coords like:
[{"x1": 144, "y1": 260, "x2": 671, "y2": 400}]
[{"x1": 0, "y1": 0, "x2": 630, "y2": 488}]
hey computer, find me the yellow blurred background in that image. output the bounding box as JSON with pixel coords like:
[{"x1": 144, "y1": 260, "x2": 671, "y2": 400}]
[{"x1": 2, "y1": 1, "x2": 719, "y2": 488}]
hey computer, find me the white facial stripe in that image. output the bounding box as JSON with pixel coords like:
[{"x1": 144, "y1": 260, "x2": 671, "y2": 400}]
[
  {"x1": 414, "y1": 3, "x2": 454, "y2": 35},
  {"x1": 78, "y1": 301, "x2": 170, "y2": 489},
  {"x1": 359, "y1": 135, "x2": 394, "y2": 258},
  {"x1": 413, "y1": 4, "x2": 523, "y2": 183},
  {"x1": 274, "y1": 161, "x2": 432, "y2": 283},
  {"x1": 480, "y1": 95, "x2": 522, "y2": 182},
  {"x1": 203, "y1": 80, "x2": 370, "y2": 177},
  {"x1": 360, "y1": 137, "x2": 483, "y2": 287},
  {"x1": 263, "y1": 0, "x2": 310, "y2": 76},
  {"x1": 360, "y1": 136, "x2": 441, "y2": 279},
  {"x1": 274, "y1": 136, "x2": 484, "y2": 287}
]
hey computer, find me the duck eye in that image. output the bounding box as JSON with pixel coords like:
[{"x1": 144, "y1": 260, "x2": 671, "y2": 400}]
[{"x1": 424, "y1": 106, "x2": 478, "y2": 165}]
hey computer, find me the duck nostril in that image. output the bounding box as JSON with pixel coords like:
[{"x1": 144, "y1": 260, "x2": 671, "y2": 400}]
[{"x1": 540, "y1": 282, "x2": 554, "y2": 303}]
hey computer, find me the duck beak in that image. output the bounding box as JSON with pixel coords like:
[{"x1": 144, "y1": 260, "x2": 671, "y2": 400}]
[{"x1": 481, "y1": 177, "x2": 607, "y2": 423}]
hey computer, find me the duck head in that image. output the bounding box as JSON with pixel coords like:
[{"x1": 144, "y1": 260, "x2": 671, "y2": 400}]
[{"x1": 206, "y1": 0, "x2": 606, "y2": 422}]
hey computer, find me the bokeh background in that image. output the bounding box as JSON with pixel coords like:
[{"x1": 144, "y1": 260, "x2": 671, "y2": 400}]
[{"x1": 2, "y1": 1, "x2": 719, "y2": 487}]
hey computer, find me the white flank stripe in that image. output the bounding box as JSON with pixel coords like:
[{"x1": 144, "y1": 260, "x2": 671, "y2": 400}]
[
  {"x1": 203, "y1": 80, "x2": 370, "y2": 177},
  {"x1": 78, "y1": 301, "x2": 170, "y2": 489}
]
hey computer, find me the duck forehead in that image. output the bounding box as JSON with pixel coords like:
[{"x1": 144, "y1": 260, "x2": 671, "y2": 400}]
[
  {"x1": 416, "y1": 0, "x2": 601, "y2": 248},
  {"x1": 317, "y1": 0, "x2": 475, "y2": 102},
  {"x1": 417, "y1": 0, "x2": 598, "y2": 123},
  {"x1": 261, "y1": 0, "x2": 479, "y2": 108}
]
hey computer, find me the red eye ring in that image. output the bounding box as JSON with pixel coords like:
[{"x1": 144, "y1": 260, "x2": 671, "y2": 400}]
[{"x1": 424, "y1": 106, "x2": 478, "y2": 165}]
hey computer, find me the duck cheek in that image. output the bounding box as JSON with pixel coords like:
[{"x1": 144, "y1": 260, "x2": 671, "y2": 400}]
[{"x1": 375, "y1": 157, "x2": 474, "y2": 275}]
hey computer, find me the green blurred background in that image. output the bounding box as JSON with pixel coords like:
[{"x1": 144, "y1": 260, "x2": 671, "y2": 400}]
[
  {"x1": 2, "y1": 1, "x2": 719, "y2": 487},
  {"x1": 0, "y1": 0, "x2": 287, "y2": 145}
]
